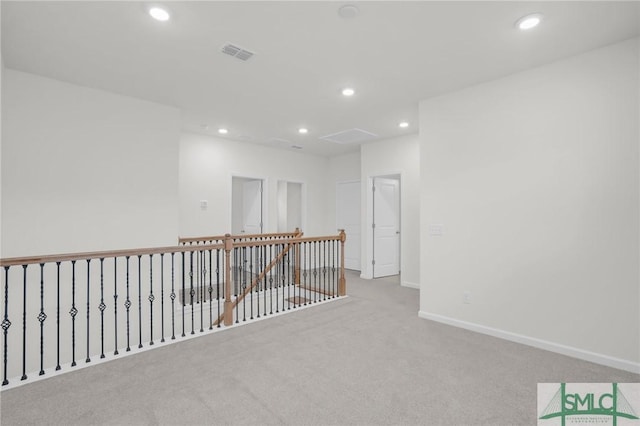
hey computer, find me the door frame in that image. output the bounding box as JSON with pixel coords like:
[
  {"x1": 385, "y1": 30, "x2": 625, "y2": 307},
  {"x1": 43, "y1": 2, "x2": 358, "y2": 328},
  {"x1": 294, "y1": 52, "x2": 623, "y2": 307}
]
[
  {"x1": 336, "y1": 179, "x2": 361, "y2": 271},
  {"x1": 230, "y1": 174, "x2": 269, "y2": 234},
  {"x1": 363, "y1": 173, "x2": 402, "y2": 279},
  {"x1": 276, "y1": 179, "x2": 307, "y2": 233}
]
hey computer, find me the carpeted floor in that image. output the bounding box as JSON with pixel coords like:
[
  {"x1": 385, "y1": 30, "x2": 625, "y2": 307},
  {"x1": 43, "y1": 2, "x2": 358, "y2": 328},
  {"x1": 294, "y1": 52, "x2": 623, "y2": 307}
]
[{"x1": 1, "y1": 270, "x2": 637, "y2": 425}]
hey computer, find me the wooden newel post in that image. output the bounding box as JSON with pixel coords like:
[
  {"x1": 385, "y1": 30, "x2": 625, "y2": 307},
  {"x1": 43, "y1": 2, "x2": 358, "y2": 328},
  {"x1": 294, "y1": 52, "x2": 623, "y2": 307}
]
[
  {"x1": 294, "y1": 228, "x2": 301, "y2": 285},
  {"x1": 223, "y1": 233, "x2": 233, "y2": 326},
  {"x1": 338, "y1": 229, "x2": 346, "y2": 296}
]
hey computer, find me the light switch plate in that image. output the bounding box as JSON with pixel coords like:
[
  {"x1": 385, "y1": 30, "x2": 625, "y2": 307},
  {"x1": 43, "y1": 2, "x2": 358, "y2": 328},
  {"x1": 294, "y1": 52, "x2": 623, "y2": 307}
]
[
  {"x1": 429, "y1": 224, "x2": 444, "y2": 236},
  {"x1": 200, "y1": 200, "x2": 208, "y2": 210}
]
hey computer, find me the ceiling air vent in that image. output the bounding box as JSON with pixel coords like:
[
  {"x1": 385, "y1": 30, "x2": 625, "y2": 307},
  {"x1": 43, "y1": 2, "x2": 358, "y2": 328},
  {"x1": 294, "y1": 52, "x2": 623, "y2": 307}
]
[
  {"x1": 221, "y1": 43, "x2": 255, "y2": 61},
  {"x1": 319, "y1": 128, "x2": 378, "y2": 144}
]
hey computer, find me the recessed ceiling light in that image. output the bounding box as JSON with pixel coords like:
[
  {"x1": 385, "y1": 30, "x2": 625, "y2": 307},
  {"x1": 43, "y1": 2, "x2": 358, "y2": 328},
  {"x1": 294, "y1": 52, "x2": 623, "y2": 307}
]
[
  {"x1": 218, "y1": 128, "x2": 228, "y2": 135},
  {"x1": 298, "y1": 128, "x2": 309, "y2": 134},
  {"x1": 149, "y1": 7, "x2": 170, "y2": 22},
  {"x1": 399, "y1": 122, "x2": 409, "y2": 128},
  {"x1": 516, "y1": 13, "x2": 543, "y2": 30},
  {"x1": 342, "y1": 88, "x2": 355, "y2": 97}
]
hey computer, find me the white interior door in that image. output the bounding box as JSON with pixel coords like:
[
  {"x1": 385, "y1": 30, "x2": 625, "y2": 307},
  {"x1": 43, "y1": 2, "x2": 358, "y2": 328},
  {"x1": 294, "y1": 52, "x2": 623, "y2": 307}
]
[
  {"x1": 373, "y1": 178, "x2": 399, "y2": 277},
  {"x1": 243, "y1": 180, "x2": 263, "y2": 234},
  {"x1": 336, "y1": 181, "x2": 361, "y2": 271}
]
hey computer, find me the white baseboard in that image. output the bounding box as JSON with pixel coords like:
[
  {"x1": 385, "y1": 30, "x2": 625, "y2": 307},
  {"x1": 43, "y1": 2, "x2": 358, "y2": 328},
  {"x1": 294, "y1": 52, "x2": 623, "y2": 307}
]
[
  {"x1": 401, "y1": 281, "x2": 419, "y2": 289},
  {"x1": 418, "y1": 311, "x2": 640, "y2": 375}
]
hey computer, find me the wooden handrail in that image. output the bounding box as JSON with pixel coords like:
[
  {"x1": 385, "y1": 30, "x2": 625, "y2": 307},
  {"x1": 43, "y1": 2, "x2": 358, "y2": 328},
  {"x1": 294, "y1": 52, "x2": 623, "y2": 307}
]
[
  {"x1": 1, "y1": 229, "x2": 307, "y2": 267},
  {"x1": 0, "y1": 243, "x2": 225, "y2": 267},
  {"x1": 179, "y1": 229, "x2": 301, "y2": 245},
  {"x1": 0, "y1": 232, "x2": 338, "y2": 267}
]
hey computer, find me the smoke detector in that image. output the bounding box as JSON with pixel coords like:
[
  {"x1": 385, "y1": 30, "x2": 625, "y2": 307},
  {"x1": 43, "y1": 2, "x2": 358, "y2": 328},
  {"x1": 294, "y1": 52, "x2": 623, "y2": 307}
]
[{"x1": 338, "y1": 5, "x2": 359, "y2": 19}]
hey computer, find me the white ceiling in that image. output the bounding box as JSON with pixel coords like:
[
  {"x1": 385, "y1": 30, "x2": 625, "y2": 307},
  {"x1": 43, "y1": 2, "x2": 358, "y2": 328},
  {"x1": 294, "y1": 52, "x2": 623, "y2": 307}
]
[{"x1": 2, "y1": 1, "x2": 639, "y2": 157}]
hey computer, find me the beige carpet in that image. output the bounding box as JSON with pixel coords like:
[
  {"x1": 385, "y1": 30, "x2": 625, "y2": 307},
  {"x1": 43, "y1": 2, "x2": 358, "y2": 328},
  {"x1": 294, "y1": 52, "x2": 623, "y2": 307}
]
[{"x1": 1, "y1": 270, "x2": 637, "y2": 425}]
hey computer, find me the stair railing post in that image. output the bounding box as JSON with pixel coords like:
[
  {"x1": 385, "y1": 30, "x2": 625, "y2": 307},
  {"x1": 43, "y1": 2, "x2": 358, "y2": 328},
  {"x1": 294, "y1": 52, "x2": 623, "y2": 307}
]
[
  {"x1": 338, "y1": 230, "x2": 346, "y2": 296},
  {"x1": 223, "y1": 234, "x2": 233, "y2": 326}
]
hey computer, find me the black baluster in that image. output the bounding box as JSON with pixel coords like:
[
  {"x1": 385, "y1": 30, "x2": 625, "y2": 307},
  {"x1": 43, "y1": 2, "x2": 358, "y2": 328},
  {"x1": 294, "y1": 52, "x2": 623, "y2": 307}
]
[
  {"x1": 161, "y1": 253, "x2": 165, "y2": 343},
  {"x1": 38, "y1": 263, "x2": 46, "y2": 375},
  {"x1": 171, "y1": 253, "x2": 176, "y2": 339},
  {"x1": 21, "y1": 265, "x2": 27, "y2": 380},
  {"x1": 312, "y1": 242, "x2": 317, "y2": 303},
  {"x1": 113, "y1": 259, "x2": 119, "y2": 356},
  {"x1": 334, "y1": 239, "x2": 337, "y2": 297},
  {"x1": 137, "y1": 255, "x2": 143, "y2": 349},
  {"x1": 323, "y1": 241, "x2": 327, "y2": 301},
  {"x1": 242, "y1": 247, "x2": 246, "y2": 322},
  {"x1": 70, "y1": 261, "x2": 77, "y2": 366},
  {"x1": 287, "y1": 250, "x2": 291, "y2": 310},
  {"x1": 2, "y1": 266, "x2": 10, "y2": 385},
  {"x1": 269, "y1": 245, "x2": 273, "y2": 315},
  {"x1": 249, "y1": 247, "x2": 254, "y2": 320},
  {"x1": 149, "y1": 254, "x2": 154, "y2": 346},
  {"x1": 199, "y1": 251, "x2": 204, "y2": 333},
  {"x1": 99, "y1": 258, "x2": 105, "y2": 359},
  {"x1": 255, "y1": 247, "x2": 261, "y2": 319},
  {"x1": 55, "y1": 262, "x2": 61, "y2": 370},
  {"x1": 280, "y1": 249, "x2": 285, "y2": 312},
  {"x1": 216, "y1": 250, "x2": 221, "y2": 328},
  {"x1": 181, "y1": 252, "x2": 185, "y2": 337},
  {"x1": 189, "y1": 252, "x2": 194, "y2": 335},
  {"x1": 125, "y1": 256, "x2": 131, "y2": 352},
  {"x1": 275, "y1": 245, "x2": 280, "y2": 314},
  {"x1": 262, "y1": 245, "x2": 267, "y2": 316},
  {"x1": 293, "y1": 243, "x2": 298, "y2": 309},
  {"x1": 235, "y1": 249, "x2": 239, "y2": 324},
  {"x1": 86, "y1": 259, "x2": 91, "y2": 363},
  {"x1": 303, "y1": 242, "x2": 308, "y2": 306},
  {"x1": 208, "y1": 250, "x2": 213, "y2": 330}
]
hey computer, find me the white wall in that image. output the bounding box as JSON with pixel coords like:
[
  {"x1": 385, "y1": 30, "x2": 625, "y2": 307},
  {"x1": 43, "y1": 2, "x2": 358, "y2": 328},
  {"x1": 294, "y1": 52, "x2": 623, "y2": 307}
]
[
  {"x1": 419, "y1": 38, "x2": 639, "y2": 370},
  {"x1": 361, "y1": 135, "x2": 420, "y2": 288},
  {"x1": 1, "y1": 69, "x2": 181, "y2": 256},
  {"x1": 179, "y1": 132, "x2": 330, "y2": 238}
]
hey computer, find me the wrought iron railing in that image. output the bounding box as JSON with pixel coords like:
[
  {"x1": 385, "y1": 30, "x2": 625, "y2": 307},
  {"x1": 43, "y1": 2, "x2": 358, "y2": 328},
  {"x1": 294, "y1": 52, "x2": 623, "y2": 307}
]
[{"x1": 0, "y1": 230, "x2": 346, "y2": 388}]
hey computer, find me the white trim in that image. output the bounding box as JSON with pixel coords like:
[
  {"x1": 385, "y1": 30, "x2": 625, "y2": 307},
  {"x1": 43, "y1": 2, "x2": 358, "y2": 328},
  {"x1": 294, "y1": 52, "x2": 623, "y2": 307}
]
[
  {"x1": 401, "y1": 281, "x2": 419, "y2": 289},
  {"x1": 230, "y1": 174, "x2": 269, "y2": 234},
  {"x1": 277, "y1": 179, "x2": 307, "y2": 234},
  {"x1": 418, "y1": 311, "x2": 640, "y2": 374}
]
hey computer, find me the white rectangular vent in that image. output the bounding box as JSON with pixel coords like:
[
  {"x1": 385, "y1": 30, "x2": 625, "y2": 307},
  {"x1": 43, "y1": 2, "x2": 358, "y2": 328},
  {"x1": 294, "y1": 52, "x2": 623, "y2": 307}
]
[
  {"x1": 221, "y1": 43, "x2": 254, "y2": 61},
  {"x1": 319, "y1": 128, "x2": 379, "y2": 144}
]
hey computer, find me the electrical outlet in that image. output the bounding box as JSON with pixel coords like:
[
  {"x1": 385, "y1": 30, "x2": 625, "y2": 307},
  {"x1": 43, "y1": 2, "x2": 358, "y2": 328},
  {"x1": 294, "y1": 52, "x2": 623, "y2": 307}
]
[{"x1": 463, "y1": 291, "x2": 471, "y2": 304}]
